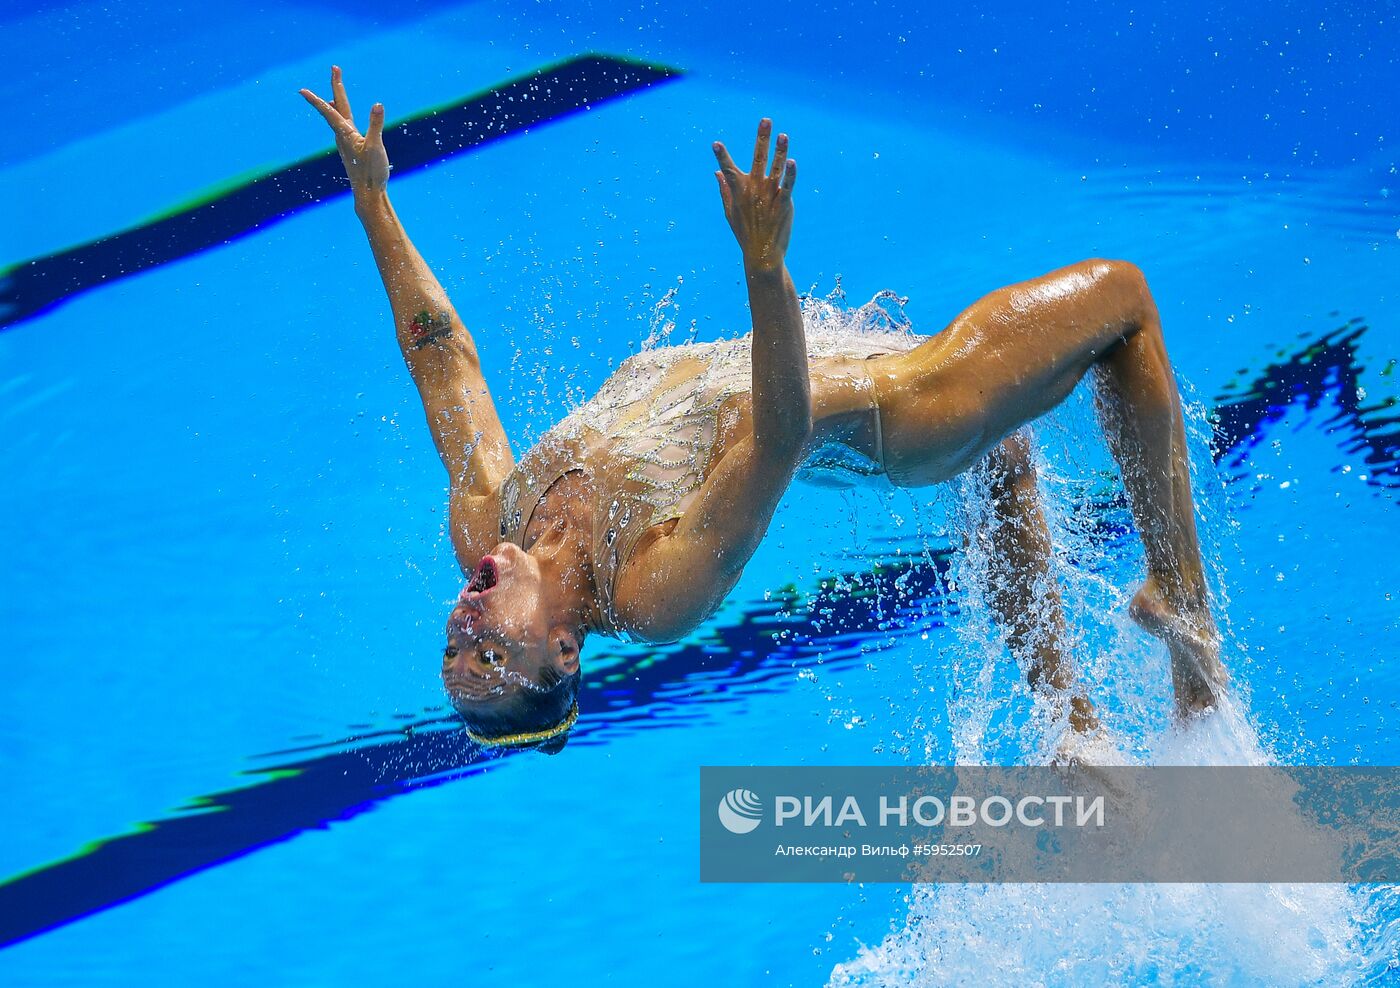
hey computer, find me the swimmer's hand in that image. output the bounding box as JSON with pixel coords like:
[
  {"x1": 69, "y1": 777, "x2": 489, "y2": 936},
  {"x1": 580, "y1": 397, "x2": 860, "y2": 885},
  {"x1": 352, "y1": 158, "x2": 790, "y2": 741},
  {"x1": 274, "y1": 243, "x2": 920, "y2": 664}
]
[
  {"x1": 299, "y1": 66, "x2": 390, "y2": 198},
  {"x1": 713, "y1": 119, "x2": 796, "y2": 273}
]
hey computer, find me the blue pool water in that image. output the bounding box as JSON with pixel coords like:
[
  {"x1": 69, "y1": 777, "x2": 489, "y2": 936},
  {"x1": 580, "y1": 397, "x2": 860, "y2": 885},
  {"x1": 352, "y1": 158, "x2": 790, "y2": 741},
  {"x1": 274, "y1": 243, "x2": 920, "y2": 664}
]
[{"x1": 3, "y1": 1, "x2": 1398, "y2": 984}]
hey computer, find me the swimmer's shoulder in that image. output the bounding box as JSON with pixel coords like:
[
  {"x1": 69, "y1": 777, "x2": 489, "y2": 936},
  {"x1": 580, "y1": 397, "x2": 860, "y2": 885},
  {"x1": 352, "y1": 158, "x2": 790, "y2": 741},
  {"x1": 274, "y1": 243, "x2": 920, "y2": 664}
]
[{"x1": 607, "y1": 515, "x2": 739, "y2": 644}]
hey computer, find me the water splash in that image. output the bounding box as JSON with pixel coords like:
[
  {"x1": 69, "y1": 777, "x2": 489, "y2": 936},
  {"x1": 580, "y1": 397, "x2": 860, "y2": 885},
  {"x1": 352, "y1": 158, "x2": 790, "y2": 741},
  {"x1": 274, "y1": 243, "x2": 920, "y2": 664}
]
[
  {"x1": 639, "y1": 276, "x2": 695, "y2": 351},
  {"x1": 800, "y1": 280, "x2": 919, "y2": 350},
  {"x1": 830, "y1": 880, "x2": 1370, "y2": 987},
  {"x1": 823, "y1": 352, "x2": 1396, "y2": 985}
]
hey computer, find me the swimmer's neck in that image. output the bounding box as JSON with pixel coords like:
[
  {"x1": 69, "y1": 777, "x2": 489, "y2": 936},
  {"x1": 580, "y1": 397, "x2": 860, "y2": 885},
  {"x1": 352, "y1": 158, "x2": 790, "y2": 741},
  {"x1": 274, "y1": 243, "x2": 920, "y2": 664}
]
[{"x1": 524, "y1": 504, "x2": 605, "y2": 634}]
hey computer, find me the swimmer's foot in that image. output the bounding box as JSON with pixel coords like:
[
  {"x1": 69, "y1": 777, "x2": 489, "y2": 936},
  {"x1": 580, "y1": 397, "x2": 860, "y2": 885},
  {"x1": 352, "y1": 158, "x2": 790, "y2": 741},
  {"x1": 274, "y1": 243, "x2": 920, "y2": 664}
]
[
  {"x1": 1051, "y1": 721, "x2": 1126, "y2": 767},
  {"x1": 1130, "y1": 575, "x2": 1227, "y2": 718},
  {"x1": 1028, "y1": 661, "x2": 1098, "y2": 734}
]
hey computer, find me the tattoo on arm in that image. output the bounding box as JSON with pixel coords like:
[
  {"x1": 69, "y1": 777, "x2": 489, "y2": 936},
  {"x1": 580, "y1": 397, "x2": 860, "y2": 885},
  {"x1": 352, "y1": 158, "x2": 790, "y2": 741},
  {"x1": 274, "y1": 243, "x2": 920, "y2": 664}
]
[{"x1": 408, "y1": 309, "x2": 455, "y2": 349}]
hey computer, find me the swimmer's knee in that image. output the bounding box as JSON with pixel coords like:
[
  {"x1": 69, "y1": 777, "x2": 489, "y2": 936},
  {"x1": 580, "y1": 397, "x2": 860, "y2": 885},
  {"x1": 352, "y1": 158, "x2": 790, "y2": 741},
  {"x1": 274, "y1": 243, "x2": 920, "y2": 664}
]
[
  {"x1": 1079, "y1": 257, "x2": 1147, "y2": 293},
  {"x1": 1091, "y1": 259, "x2": 1159, "y2": 332}
]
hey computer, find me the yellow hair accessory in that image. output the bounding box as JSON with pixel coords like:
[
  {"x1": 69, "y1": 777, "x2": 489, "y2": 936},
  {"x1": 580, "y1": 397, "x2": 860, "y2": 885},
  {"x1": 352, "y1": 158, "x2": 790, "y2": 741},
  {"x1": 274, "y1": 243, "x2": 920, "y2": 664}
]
[{"x1": 464, "y1": 700, "x2": 579, "y2": 749}]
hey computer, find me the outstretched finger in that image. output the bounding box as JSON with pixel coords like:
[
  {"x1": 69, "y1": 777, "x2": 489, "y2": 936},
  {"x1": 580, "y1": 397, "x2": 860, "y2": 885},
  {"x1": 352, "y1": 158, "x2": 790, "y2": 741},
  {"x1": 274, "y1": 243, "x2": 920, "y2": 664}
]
[
  {"x1": 712, "y1": 140, "x2": 741, "y2": 177},
  {"x1": 299, "y1": 89, "x2": 356, "y2": 140},
  {"x1": 715, "y1": 170, "x2": 734, "y2": 213},
  {"x1": 750, "y1": 118, "x2": 772, "y2": 177},
  {"x1": 769, "y1": 132, "x2": 789, "y2": 184},
  {"x1": 331, "y1": 65, "x2": 354, "y2": 127},
  {"x1": 367, "y1": 102, "x2": 385, "y2": 145},
  {"x1": 779, "y1": 158, "x2": 797, "y2": 194}
]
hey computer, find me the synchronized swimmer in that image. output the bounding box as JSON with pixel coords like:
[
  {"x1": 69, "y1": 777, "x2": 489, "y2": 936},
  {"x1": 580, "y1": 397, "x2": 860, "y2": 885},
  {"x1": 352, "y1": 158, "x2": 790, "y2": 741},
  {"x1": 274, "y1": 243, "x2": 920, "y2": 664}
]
[{"x1": 301, "y1": 67, "x2": 1226, "y2": 754}]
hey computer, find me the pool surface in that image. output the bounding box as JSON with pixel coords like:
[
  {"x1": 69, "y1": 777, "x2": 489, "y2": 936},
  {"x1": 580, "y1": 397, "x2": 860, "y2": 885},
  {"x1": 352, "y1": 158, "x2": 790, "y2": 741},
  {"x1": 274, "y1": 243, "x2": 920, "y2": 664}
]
[{"x1": 3, "y1": 1, "x2": 1398, "y2": 984}]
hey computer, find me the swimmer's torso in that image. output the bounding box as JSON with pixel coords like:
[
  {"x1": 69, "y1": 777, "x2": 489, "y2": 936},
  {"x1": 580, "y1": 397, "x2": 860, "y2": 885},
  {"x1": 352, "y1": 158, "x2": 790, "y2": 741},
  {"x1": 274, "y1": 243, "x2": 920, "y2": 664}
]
[{"x1": 496, "y1": 331, "x2": 925, "y2": 636}]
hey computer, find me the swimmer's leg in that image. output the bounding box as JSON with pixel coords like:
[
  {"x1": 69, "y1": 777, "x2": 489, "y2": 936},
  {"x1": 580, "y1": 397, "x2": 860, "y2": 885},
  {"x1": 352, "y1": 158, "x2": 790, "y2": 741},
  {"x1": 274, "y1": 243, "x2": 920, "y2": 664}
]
[
  {"x1": 1089, "y1": 269, "x2": 1226, "y2": 716},
  {"x1": 975, "y1": 433, "x2": 1097, "y2": 734},
  {"x1": 864, "y1": 259, "x2": 1224, "y2": 716}
]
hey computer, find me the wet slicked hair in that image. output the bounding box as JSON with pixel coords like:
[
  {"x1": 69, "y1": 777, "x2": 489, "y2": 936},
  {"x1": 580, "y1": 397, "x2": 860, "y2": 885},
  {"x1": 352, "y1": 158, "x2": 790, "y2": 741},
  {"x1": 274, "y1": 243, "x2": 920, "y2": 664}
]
[{"x1": 456, "y1": 669, "x2": 581, "y2": 754}]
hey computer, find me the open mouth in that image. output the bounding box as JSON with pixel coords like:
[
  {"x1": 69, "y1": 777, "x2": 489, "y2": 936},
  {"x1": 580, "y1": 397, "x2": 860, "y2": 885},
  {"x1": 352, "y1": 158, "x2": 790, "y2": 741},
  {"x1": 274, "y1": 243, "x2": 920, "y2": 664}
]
[{"x1": 466, "y1": 555, "x2": 499, "y2": 594}]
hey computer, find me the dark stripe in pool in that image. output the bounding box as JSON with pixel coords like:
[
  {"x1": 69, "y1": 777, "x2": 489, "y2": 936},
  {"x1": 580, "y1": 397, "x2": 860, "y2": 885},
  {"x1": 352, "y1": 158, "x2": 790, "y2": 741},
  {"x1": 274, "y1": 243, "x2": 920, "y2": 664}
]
[
  {"x1": 1212, "y1": 317, "x2": 1400, "y2": 492},
  {"x1": 0, "y1": 554, "x2": 954, "y2": 950},
  {"x1": 0, "y1": 54, "x2": 681, "y2": 331}
]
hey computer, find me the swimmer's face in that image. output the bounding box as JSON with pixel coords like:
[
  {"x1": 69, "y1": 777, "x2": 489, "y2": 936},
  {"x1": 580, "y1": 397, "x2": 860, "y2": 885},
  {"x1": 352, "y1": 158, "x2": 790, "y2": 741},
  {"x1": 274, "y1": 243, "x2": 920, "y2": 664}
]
[{"x1": 440, "y1": 542, "x2": 581, "y2": 721}]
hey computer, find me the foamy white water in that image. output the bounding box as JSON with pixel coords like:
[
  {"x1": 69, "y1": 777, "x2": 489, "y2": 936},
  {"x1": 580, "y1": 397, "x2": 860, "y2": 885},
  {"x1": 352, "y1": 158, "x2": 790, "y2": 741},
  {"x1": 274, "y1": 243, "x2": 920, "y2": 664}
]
[{"x1": 809, "y1": 313, "x2": 1394, "y2": 985}]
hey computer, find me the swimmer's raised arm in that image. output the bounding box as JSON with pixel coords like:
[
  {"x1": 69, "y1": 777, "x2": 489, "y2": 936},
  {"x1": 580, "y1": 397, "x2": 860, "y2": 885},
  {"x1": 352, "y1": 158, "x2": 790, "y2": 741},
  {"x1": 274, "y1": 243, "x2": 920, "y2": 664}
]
[
  {"x1": 613, "y1": 121, "x2": 810, "y2": 640},
  {"x1": 713, "y1": 120, "x2": 809, "y2": 450},
  {"x1": 300, "y1": 67, "x2": 514, "y2": 569}
]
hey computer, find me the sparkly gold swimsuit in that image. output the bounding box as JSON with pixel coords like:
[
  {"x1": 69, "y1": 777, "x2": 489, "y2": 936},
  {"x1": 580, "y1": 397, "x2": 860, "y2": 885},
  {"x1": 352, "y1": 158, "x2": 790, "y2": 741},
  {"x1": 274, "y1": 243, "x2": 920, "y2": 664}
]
[{"x1": 498, "y1": 331, "x2": 924, "y2": 638}]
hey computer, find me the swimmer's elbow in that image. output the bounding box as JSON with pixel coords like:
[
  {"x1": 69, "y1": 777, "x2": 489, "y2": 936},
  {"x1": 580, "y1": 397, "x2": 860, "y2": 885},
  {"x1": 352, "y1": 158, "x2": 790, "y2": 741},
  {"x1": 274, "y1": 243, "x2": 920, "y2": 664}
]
[{"x1": 404, "y1": 330, "x2": 481, "y2": 372}]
